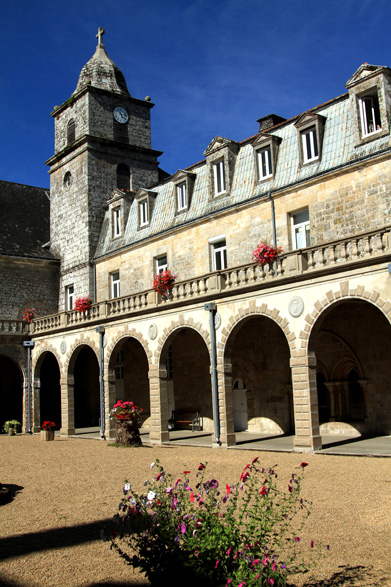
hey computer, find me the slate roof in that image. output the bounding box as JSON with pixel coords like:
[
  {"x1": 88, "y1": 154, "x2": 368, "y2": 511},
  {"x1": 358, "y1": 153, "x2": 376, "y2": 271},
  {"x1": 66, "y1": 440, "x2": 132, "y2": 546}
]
[
  {"x1": 0, "y1": 180, "x2": 57, "y2": 260},
  {"x1": 96, "y1": 87, "x2": 391, "y2": 260}
]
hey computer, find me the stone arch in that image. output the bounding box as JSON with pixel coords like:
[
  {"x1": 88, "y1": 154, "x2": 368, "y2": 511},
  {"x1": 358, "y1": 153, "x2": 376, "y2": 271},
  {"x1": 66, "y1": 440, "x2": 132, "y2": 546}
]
[
  {"x1": 104, "y1": 328, "x2": 152, "y2": 437},
  {"x1": 0, "y1": 352, "x2": 24, "y2": 432},
  {"x1": 33, "y1": 348, "x2": 62, "y2": 431},
  {"x1": 155, "y1": 316, "x2": 211, "y2": 365},
  {"x1": 105, "y1": 328, "x2": 152, "y2": 370},
  {"x1": 300, "y1": 283, "x2": 391, "y2": 351},
  {"x1": 305, "y1": 284, "x2": 391, "y2": 436},
  {"x1": 220, "y1": 301, "x2": 294, "y2": 439},
  {"x1": 66, "y1": 338, "x2": 100, "y2": 430},
  {"x1": 151, "y1": 317, "x2": 212, "y2": 443},
  {"x1": 219, "y1": 300, "x2": 296, "y2": 363}
]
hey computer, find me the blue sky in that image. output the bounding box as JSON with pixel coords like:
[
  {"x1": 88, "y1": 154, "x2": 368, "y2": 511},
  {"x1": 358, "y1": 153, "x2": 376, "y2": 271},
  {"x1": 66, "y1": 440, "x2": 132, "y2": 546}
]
[{"x1": 1, "y1": 0, "x2": 390, "y2": 188}]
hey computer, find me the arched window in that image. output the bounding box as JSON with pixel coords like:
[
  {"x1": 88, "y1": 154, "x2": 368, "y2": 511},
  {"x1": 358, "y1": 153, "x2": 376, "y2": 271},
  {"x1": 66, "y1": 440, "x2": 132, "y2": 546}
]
[
  {"x1": 117, "y1": 164, "x2": 130, "y2": 191},
  {"x1": 67, "y1": 119, "x2": 76, "y2": 145}
]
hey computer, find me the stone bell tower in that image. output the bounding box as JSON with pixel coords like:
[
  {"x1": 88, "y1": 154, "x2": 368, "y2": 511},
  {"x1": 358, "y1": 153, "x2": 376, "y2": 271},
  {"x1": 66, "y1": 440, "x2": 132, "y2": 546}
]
[{"x1": 47, "y1": 28, "x2": 162, "y2": 310}]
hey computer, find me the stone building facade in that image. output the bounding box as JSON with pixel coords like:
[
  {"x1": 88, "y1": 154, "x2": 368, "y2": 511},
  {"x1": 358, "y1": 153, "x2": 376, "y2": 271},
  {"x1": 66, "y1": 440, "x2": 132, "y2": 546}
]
[{"x1": 1, "y1": 33, "x2": 391, "y2": 451}]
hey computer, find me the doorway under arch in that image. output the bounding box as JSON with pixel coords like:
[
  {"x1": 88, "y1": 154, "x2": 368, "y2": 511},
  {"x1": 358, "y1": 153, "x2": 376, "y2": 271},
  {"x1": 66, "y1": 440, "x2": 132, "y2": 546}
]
[{"x1": 0, "y1": 355, "x2": 23, "y2": 432}]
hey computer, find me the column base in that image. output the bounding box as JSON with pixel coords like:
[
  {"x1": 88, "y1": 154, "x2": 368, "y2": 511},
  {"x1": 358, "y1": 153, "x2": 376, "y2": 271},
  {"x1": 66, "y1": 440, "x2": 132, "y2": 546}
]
[
  {"x1": 294, "y1": 434, "x2": 322, "y2": 451},
  {"x1": 60, "y1": 427, "x2": 76, "y2": 436}
]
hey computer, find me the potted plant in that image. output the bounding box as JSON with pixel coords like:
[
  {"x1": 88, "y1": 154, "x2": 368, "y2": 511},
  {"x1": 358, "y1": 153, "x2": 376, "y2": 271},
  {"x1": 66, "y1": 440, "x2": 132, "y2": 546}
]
[
  {"x1": 3, "y1": 420, "x2": 22, "y2": 435},
  {"x1": 153, "y1": 269, "x2": 177, "y2": 299},
  {"x1": 23, "y1": 308, "x2": 36, "y2": 323},
  {"x1": 252, "y1": 241, "x2": 283, "y2": 267},
  {"x1": 41, "y1": 421, "x2": 56, "y2": 441},
  {"x1": 110, "y1": 400, "x2": 143, "y2": 446},
  {"x1": 74, "y1": 296, "x2": 92, "y2": 313}
]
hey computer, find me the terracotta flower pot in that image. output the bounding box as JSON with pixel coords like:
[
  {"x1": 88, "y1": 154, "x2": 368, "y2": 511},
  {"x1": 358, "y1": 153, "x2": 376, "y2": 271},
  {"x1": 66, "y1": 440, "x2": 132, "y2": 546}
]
[{"x1": 41, "y1": 430, "x2": 55, "y2": 441}]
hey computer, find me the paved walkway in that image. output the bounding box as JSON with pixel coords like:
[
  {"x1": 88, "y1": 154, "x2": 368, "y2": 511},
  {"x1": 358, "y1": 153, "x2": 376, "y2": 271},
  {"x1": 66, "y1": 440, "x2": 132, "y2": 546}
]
[{"x1": 70, "y1": 428, "x2": 391, "y2": 456}]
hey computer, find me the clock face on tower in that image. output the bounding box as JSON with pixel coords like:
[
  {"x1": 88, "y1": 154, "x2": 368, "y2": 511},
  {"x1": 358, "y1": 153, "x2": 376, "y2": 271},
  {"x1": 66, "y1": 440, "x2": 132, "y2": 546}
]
[{"x1": 113, "y1": 106, "x2": 129, "y2": 124}]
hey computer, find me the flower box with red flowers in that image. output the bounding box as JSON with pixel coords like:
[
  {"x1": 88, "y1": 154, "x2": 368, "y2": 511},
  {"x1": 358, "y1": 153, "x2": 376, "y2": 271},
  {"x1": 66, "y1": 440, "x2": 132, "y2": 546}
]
[
  {"x1": 152, "y1": 269, "x2": 177, "y2": 298},
  {"x1": 74, "y1": 296, "x2": 92, "y2": 313},
  {"x1": 41, "y1": 421, "x2": 56, "y2": 431},
  {"x1": 23, "y1": 308, "x2": 36, "y2": 323},
  {"x1": 252, "y1": 241, "x2": 284, "y2": 267}
]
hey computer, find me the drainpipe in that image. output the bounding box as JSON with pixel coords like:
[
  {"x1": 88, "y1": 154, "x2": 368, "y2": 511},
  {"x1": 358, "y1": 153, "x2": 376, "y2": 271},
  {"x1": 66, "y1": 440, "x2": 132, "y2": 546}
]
[
  {"x1": 95, "y1": 326, "x2": 105, "y2": 439},
  {"x1": 268, "y1": 192, "x2": 278, "y2": 274},
  {"x1": 22, "y1": 340, "x2": 34, "y2": 433},
  {"x1": 204, "y1": 302, "x2": 221, "y2": 445}
]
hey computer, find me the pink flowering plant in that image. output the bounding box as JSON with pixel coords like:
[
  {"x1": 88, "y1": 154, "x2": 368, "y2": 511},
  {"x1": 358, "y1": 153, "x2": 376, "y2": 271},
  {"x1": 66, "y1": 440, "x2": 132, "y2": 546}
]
[
  {"x1": 252, "y1": 241, "x2": 283, "y2": 267},
  {"x1": 108, "y1": 458, "x2": 326, "y2": 585},
  {"x1": 110, "y1": 400, "x2": 143, "y2": 427},
  {"x1": 74, "y1": 296, "x2": 92, "y2": 313}
]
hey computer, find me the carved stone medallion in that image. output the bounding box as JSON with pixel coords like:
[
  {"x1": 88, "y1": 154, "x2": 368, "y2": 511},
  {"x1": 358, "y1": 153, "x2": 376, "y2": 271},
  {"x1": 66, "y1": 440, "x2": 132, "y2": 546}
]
[{"x1": 288, "y1": 296, "x2": 304, "y2": 318}]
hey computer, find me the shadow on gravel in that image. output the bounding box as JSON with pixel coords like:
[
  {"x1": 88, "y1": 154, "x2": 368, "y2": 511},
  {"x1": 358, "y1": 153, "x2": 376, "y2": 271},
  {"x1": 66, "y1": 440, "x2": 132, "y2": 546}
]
[
  {"x1": 297, "y1": 564, "x2": 390, "y2": 586},
  {"x1": 0, "y1": 518, "x2": 115, "y2": 561},
  {"x1": 0, "y1": 484, "x2": 23, "y2": 506}
]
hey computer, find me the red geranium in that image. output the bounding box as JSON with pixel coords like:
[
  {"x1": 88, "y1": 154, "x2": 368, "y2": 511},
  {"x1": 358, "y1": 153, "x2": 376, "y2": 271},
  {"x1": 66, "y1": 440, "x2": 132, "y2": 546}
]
[
  {"x1": 252, "y1": 241, "x2": 283, "y2": 267},
  {"x1": 23, "y1": 308, "x2": 36, "y2": 323},
  {"x1": 74, "y1": 296, "x2": 92, "y2": 313},
  {"x1": 153, "y1": 269, "x2": 177, "y2": 297},
  {"x1": 42, "y1": 421, "x2": 56, "y2": 431}
]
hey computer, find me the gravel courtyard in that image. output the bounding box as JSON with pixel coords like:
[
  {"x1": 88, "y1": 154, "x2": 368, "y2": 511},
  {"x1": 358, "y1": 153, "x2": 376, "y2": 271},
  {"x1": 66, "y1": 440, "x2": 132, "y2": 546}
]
[{"x1": 0, "y1": 434, "x2": 390, "y2": 587}]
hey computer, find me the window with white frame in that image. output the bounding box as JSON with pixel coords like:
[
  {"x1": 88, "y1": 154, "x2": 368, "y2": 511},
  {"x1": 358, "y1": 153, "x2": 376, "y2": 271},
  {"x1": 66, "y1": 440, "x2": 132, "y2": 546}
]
[
  {"x1": 213, "y1": 160, "x2": 226, "y2": 195},
  {"x1": 176, "y1": 182, "x2": 187, "y2": 211},
  {"x1": 139, "y1": 200, "x2": 148, "y2": 227},
  {"x1": 359, "y1": 92, "x2": 382, "y2": 137},
  {"x1": 301, "y1": 127, "x2": 318, "y2": 163},
  {"x1": 156, "y1": 255, "x2": 168, "y2": 274},
  {"x1": 113, "y1": 207, "x2": 121, "y2": 238},
  {"x1": 291, "y1": 209, "x2": 311, "y2": 249},
  {"x1": 66, "y1": 285, "x2": 74, "y2": 310},
  {"x1": 210, "y1": 237, "x2": 227, "y2": 270},
  {"x1": 258, "y1": 146, "x2": 273, "y2": 180},
  {"x1": 111, "y1": 271, "x2": 120, "y2": 298}
]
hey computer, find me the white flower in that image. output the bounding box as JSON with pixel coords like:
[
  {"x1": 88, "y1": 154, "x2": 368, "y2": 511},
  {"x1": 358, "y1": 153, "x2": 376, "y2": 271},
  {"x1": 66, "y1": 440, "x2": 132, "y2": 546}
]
[
  {"x1": 123, "y1": 483, "x2": 131, "y2": 492},
  {"x1": 150, "y1": 462, "x2": 155, "y2": 469},
  {"x1": 147, "y1": 491, "x2": 156, "y2": 501}
]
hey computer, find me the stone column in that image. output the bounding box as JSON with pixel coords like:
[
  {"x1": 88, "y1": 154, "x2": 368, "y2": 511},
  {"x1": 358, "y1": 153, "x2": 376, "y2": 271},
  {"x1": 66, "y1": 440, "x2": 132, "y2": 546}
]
[
  {"x1": 216, "y1": 360, "x2": 236, "y2": 447},
  {"x1": 60, "y1": 374, "x2": 75, "y2": 436},
  {"x1": 32, "y1": 378, "x2": 41, "y2": 432},
  {"x1": 291, "y1": 351, "x2": 322, "y2": 451},
  {"x1": 104, "y1": 369, "x2": 117, "y2": 440},
  {"x1": 148, "y1": 365, "x2": 170, "y2": 444}
]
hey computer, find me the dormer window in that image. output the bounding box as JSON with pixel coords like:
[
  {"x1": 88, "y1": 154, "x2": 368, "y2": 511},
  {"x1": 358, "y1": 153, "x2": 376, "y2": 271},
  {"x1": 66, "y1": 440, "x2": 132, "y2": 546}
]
[
  {"x1": 139, "y1": 200, "x2": 148, "y2": 227},
  {"x1": 359, "y1": 92, "x2": 382, "y2": 137},
  {"x1": 295, "y1": 113, "x2": 326, "y2": 167},
  {"x1": 213, "y1": 160, "x2": 226, "y2": 195},
  {"x1": 204, "y1": 137, "x2": 239, "y2": 199},
  {"x1": 302, "y1": 127, "x2": 318, "y2": 163},
  {"x1": 113, "y1": 207, "x2": 121, "y2": 238},
  {"x1": 252, "y1": 133, "x2": 281, "y2": 182},
  {"x1": 172, "y1": 170, "x2": 196, "y2": 214},
  {"x1": 135, "y1": 189, "x2": 157, "y2": 230},
  {"x1": 258, "y1": 147, "x2": 273, "y2": 179},
  {"x1": 177, "y1": 183, "x2": 187, "y2": 211}
]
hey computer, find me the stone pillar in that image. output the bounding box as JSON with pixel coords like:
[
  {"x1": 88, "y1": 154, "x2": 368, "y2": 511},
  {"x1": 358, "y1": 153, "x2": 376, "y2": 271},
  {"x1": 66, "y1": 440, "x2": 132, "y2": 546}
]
[
  {"x1": 104, "y1": 369, "x2": 117, "y2": 440},
  {"x1": 215, "y1": 360, "x2": 236, "y2": 447},
  {"x1": 60, "y1": 374, "x2": 75, "y2": 436},
  {"x1": 148, "y1": 365, "x2": 169, "y2": 444},
  {"x1": 291, "y1": 351, "x2": 322, "y2": 451},
  {"x1": 33, "y1": 378, "x2": 41, "y2": 432}
]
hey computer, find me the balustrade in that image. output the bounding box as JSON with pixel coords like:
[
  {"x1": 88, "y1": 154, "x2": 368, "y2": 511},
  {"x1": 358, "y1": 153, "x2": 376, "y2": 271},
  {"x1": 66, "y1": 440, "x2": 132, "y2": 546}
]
[{"x1": 6, "y1": 226, "x2": 389, "y2": 336}]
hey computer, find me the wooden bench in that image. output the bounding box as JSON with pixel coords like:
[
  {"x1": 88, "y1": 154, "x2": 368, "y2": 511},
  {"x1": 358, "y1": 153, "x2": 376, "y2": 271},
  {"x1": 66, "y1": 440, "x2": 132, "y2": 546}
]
[{"x1": 171, "y1": 410, "x2": 202, "y2": 432}]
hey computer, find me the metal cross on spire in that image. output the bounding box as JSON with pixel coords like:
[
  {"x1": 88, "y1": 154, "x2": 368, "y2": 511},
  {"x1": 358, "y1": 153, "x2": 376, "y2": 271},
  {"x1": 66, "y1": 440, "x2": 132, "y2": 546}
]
[{"x1": 96, "y1": 27, "x2": 105, "y2": 46}]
